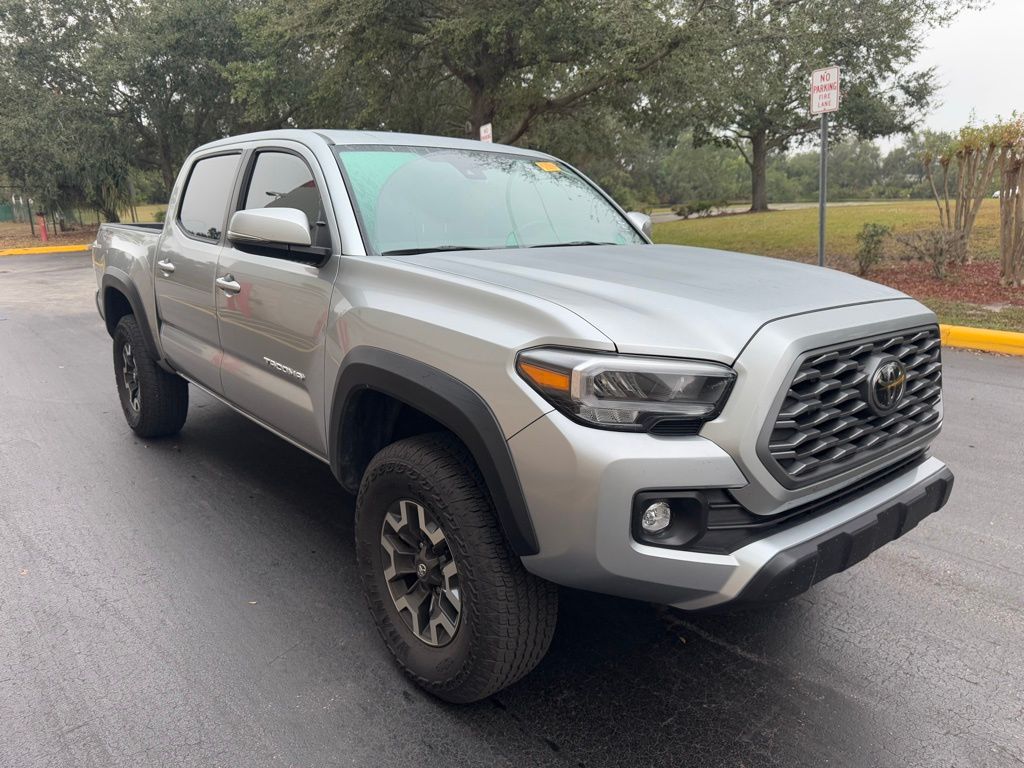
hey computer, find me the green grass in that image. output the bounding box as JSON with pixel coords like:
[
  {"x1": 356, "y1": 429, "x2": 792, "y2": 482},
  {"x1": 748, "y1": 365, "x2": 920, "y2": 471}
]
[
  {"x1": 652, "y1": 199, "x2": 1001, "y2": 266},
  {"x1": 916, "y1": 298, "x2": 1024, "y2": 333},
  {"x1": 120, "y1": 203, "x2": 166, "y2": 223},
  {"x1": 651, "y1": 199, "x2": 1024, "y2": 332}
]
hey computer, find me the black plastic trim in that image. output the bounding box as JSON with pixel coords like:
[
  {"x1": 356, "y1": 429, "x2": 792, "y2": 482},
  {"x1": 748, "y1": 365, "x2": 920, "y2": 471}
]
[
  {"x1": 731, "y1": 465, "x2": 954, "y2": 604},
  {"x1": 100, "y1": 273, "x2": 162, "y2": 361},
  {"x1": 632, "y1": 491, "x2": 709, "y2": 548},
  {"x1": 329, "y1": 347, "x2": 540, "y2": 556},
  {"x1": 632, "y1": 451, "x2": 930, "y2": 555}
]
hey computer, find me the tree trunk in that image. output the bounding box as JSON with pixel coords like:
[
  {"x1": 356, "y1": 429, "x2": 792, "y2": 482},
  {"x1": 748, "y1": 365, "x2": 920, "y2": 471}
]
[
  {"x1": 158, "y1": 135, "x2": 176, "y2": 193},
  {"x1": 467, "y1": 87, "x2": 496, "y2": 141},
  {"x1": 750, "y1": 130, "x2": 769, "y2": 212}
]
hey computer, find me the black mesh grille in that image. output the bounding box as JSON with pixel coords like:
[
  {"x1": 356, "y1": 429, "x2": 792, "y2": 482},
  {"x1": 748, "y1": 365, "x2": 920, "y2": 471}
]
[
  {"x1": 649, "y1": 419, "x2": 702, "y2": 436},
  {"x1": 765, "y1": 326, "x2": 942, "y2": 485}
]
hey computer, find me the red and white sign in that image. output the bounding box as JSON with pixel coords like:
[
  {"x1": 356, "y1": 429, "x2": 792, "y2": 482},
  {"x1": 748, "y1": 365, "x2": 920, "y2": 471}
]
[
  {"x1": 810, "y1": 66, "x2": 841, "y2": 115},
  {"x1": 479, "y1": 123, "x2": 493, "y2": 143}
]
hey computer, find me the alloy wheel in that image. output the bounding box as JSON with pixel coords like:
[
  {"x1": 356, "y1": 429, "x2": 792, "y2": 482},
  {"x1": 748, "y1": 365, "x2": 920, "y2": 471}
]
[
  {"x1": 380, "y1": 499, "x2": 462, "y2": 647},
  {"x1": 121, "y1": 342, "x2": 141, "y2": 412}
]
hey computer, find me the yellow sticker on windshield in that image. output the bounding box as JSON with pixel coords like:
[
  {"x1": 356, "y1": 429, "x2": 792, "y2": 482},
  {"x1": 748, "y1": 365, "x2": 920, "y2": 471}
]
[{"x1": 535, "y1": 161, "x2": 561, "y2": 172}]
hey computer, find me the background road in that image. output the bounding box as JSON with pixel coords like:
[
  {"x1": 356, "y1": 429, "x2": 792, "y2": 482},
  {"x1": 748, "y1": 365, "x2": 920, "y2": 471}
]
[{"x1": 2, "y1": 253, "x2": 1022, "y2": 768}]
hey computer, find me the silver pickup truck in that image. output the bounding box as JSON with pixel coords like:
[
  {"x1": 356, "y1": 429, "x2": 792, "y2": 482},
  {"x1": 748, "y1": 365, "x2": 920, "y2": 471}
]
[{"x1": 93, "y1": 129, "x2": 953, "y2": 703}]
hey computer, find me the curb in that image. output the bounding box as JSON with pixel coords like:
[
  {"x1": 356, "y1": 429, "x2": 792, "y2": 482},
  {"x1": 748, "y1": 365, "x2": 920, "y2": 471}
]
[
  {"x1": 0, "y1": 244, "x2": 91, "y2": 257},
  {"x1": 941, "y1": 324, "x2": 1024, "y2": 356}
]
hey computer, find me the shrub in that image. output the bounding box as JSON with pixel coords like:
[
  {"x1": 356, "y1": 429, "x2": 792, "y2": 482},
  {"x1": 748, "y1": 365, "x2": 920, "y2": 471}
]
[
  {"x1": 895, "y1": 229, "x2": 958, "y2": 279},
  {"x1": 854, "y1": 222, "x2": 891, "y2": 276},
  {"x1": 673, "y1": 199, "x2": 727, "y2": 219},
  {"x1": 153, "y1": 208, "x2": 166, "y2": 223}
]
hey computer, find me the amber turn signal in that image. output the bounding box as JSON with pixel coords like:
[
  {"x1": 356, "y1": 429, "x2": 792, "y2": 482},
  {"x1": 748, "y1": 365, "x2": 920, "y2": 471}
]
[{"x1": 517, "y1": 361, "x2": 570, "y2": 394}]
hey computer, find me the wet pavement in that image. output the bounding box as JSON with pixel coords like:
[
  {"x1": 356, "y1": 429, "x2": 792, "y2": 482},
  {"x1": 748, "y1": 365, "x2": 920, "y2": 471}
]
[{"x1": 1, "y1": 252, "x2": 1022, "y2": 767}]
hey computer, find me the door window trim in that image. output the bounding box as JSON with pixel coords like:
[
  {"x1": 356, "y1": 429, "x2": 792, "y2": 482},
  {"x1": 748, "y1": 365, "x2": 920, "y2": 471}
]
[{"x1": 174, "y1": 150, "x2": 245, "y2": 245}]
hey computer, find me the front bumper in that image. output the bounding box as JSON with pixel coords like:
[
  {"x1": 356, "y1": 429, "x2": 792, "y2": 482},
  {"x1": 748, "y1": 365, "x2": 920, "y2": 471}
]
[
  {"x1": 728, "y1": 462, "x2": 952, "y2": 605},
  {"x1": 510, "y1": 411, "x2": 952, "y2": 609}
]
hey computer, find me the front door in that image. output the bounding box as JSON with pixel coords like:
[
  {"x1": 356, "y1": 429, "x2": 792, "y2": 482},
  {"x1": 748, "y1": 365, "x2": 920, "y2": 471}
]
[
  {"x1": 215, "y1": 148, "x2": 338, "y2": 455},
  {"x1": 154, "y1": 152, "x2": 242, "y2": 392}
]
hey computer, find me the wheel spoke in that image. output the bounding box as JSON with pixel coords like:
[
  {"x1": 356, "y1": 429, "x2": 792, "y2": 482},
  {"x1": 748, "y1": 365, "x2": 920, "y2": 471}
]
[
  {"x1": 440, "y1": 560, "x2": 461, "y2": 612},
  {"x1": 416, "y1": 504, "x2": 446, "y2": 547},
  {"x1": 121, "y1": 342, "x2": 141, "y2": 412},
  {"x1": 394, "y1": 582, "x2": 431, "y2": 637},
  {"x1": 380, "y1": 534, "x2": 418, "y2": 582},
  {"x1": 428, "y1": 602, "x2": 458, "y2": 645},
  {"x1": 380, "y1": 498, "x2": 461, "y2": 647}
]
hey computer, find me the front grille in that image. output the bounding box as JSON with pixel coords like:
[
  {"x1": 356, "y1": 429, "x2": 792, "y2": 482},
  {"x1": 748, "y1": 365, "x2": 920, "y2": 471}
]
[{"x1": 764, "y1": 326, "x2": 942, "y2": 486}]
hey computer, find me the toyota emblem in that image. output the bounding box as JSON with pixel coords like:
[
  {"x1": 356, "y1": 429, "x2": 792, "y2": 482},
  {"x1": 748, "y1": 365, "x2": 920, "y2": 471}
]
[{"x1": 869, "y1": 358, "x2": 907, "y2": 414}]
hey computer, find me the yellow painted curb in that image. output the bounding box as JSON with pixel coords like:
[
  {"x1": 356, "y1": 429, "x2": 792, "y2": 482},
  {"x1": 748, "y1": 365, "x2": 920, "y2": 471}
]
[
  {"x1": 941, "y1": 324, "x2": 1024, "y2": 356},
  {"x1": 0, "y1": 243, "x2": 91, "y2": 257}
]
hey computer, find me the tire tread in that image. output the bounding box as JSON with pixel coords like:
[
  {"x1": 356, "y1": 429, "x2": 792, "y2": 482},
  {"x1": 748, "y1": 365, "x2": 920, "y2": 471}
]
[
  {"x1": 356, "y1": 432, "x2": 557, "y2": 703},
  {"x1": 113, "y1": 315, "x2": 188, "y2": 438}
]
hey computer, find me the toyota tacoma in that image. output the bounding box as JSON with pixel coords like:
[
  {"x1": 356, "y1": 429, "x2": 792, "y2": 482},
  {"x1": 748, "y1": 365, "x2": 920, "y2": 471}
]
[{"x1": 92, "y1": 129, "x2": 953, "y2": 703}]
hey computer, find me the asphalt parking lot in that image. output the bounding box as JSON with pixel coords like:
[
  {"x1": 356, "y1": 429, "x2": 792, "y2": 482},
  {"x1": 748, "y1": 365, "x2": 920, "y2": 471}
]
[{"x1": 2, "y1": 251, "x2": 1023, "y2": 768}]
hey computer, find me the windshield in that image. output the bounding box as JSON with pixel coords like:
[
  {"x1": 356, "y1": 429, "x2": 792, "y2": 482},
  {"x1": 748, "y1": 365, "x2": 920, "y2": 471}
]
[{"x1": 334, "y1": 145, "x2": 645, "y2": 255}]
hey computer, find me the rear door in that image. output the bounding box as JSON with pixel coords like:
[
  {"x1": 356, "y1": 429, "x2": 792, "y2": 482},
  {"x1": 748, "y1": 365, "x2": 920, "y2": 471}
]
[
  {"x1": 214, "y1": 146, "x2": 339, "y2": 455},
  {"x1": 154, "y1": 151, "x2": 242, "y2": 392}
]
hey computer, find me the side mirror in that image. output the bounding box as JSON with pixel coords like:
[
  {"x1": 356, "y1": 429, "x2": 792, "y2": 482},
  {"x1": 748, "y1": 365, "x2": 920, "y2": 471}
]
[
  {"x1": 227, "y1": 207, "x2": 312, "y2": 247},
  {"x1": 626, "y1": 211, "x2": 653, "y2": 239}
]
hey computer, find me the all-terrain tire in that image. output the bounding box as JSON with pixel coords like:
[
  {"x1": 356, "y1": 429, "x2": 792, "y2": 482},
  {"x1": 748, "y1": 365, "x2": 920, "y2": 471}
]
[
  {"x1": 355, "y1": 432, "x2": 558, "y2": 703},
  {"x1": 112, "y1": 315, "x2": 188, "y2": 438}
]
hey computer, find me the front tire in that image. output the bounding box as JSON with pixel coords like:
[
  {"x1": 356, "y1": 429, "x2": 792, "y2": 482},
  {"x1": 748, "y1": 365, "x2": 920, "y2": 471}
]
[
  {"x1": 355, "y1": 433, "x2": 558, "y2": 703},
  {"x1": 112, "y1": 315, "x2": 188, "y2": 438}
]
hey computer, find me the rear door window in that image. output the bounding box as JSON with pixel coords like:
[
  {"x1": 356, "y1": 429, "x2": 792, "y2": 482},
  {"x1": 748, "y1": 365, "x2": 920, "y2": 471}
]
[
  {"x1": 242, "y1": 151, "x2": 331, "y2": 249},
  {"x1": 177, "y1": 154, "x2": 241, "y2": 241}
]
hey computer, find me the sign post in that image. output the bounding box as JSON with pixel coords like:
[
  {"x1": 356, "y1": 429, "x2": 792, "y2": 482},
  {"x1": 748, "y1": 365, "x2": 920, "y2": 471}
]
[
  {"x1": 479, "y1": 123, "x2": 493, "y2": 143},
  {"x1": 810, "y1": 66, "x2": 840, "y2": 267}
]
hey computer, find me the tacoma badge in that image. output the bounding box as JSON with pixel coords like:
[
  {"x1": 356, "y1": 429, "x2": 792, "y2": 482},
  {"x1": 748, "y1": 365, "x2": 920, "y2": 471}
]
[{"x1": 263, "y1": 357, "x2": 306, "y2": 381}]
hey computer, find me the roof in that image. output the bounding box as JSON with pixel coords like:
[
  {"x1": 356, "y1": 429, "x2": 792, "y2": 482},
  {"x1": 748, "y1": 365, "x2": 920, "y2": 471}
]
[{"x1": 196, "y1": 129, "x2": 553, "y2": 159}]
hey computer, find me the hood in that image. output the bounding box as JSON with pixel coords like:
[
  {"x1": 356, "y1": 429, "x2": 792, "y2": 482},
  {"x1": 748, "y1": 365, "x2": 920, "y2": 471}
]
[{"x1": 390, "y1": 244, "x2": 908, "y2": 362}]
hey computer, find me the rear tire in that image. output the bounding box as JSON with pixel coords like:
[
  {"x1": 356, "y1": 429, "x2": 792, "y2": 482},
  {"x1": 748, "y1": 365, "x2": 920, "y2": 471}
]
[
  {"x1": 112, "y1": 315, "x2": 188, "y2": 438},
  {"x1": 355, "y1": 432, "x2": 557, "y2": 703}
]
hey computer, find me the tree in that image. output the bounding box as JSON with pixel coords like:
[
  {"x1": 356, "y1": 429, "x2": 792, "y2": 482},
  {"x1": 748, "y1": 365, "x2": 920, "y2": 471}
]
[
  {"x1": 657, "y1": 135, "x2": 748, "y2": 205},
  {"x1": 995, "y1": 117, "x2": 1024, "y2": 286},
  {"x1": 267, "y1": 0, "x2": 711, "y2": 145},
  {"x1": 880, "y1": 131, "x2": 954, "y2": 199},
  {"x1": 0, "y1": 0, "x2": 254, "y2": 203},
  {"x1": 675, "y1": 0, "x2": 975, "y2": 211},
  {"x1": 0, "y1": 0, "x2": 136, "y2": 219},
  {"x1": 923, "y1": 124, "x2": 1001, "y2": 265},
  {"x1": 91, "y1": 0, "x2": 250, "y2": 191}
]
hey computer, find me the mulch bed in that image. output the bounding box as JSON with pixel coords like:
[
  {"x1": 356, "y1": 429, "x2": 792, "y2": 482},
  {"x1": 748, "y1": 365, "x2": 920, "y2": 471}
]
[
  {"x1": 870, "y1": 260, "x2": 1024, "y2": 307},
  {"x1": 0, "y1": 224, "x2": 98, "y2": 250}
]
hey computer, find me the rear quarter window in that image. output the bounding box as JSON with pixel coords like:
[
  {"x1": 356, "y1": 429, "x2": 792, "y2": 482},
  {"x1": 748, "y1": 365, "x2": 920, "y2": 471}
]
[{"x1": 177, "y1": 154, "x2": 241, "y2": 241}]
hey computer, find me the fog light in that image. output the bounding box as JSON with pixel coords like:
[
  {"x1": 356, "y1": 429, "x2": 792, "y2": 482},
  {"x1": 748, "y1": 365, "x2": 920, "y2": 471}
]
[{"x1": 641, "y1": 501, "x2": 672, "y2": 533}]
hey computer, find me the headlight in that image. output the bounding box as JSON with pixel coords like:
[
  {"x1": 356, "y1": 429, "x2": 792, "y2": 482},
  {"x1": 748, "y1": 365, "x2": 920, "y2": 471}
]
[{"x1": 516, "y1": 348, "x2": 736, "y2": 433}]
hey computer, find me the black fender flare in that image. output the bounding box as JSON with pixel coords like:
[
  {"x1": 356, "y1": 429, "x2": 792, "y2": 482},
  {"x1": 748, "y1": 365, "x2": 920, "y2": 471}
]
[
  {"x1": 329, "y1": 347, "x2": 540, "y2": 556},
  {"x1": 100, "y1": 273, "x2": 162, "y2": 361}
]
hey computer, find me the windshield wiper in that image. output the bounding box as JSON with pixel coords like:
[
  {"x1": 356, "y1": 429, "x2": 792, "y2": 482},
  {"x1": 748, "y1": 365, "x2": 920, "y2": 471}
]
[
  {"x1": 528, "y1": 241, "x2": 618, "y2": 248},
  {"x1": 381, "y1": 245, "x2": 490, "y2": 256}
]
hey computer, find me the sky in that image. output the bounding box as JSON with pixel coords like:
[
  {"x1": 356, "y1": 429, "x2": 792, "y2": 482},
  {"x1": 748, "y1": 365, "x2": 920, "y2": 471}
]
[{"x1": 915, "y1": 0, "x2": 1024, "y2": 131}]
